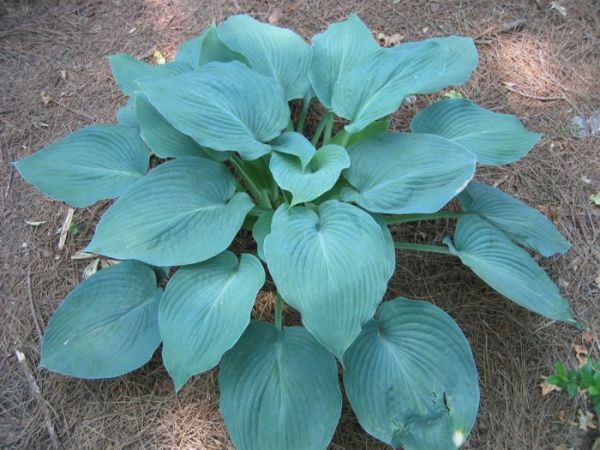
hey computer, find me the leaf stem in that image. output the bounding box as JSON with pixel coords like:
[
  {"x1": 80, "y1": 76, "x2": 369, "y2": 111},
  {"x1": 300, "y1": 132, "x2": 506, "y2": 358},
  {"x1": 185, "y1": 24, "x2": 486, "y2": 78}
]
[
  {"x1": 394, "y1": 242, "x2": 453, "y2": 255},
  {"x1": 274, "y1": 293, "x2": 283, "y2": 330},
  {"x1": 384, "y1": 210, "x2": 469, "y2": 224},
  {"x1": 248, "y1": 206, "x2": 272, "y2": 217},
  {"x1": 296, "y1": 98, "x2": 311, "y2": 133},
  {"x1": 323, "y1": 111, "x2": 334, "y2": 145},
  {"x1": 230, "y1": 155, "x2": 272, "y2": 209},
  {"x1": 311, "y1": 113, "x2": 329, "y2": 146},
  {"x1": 286, "y1": 119, "x2": 294, "y2": 131},
  {"x1": 339, "y1": 130, "x2": 351, "y2": 147}
]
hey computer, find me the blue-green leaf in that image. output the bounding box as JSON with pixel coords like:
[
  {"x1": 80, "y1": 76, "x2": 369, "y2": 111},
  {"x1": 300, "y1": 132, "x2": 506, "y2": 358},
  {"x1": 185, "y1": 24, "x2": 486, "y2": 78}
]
[
  {"x1": 332, "y1": 36, "x2": 477, "y2": 133},
  {"x1": 329, "y1": 118, "x2": 389, "y2": 147},
  {"x1": 270, "y1": 145, "x2": 350, "y2": 205},
  {"x1": 108, "y1": 54, "x2": 191, "y2": 96},
  {"x1": 340, "y1": 133, "x2": 476, "y2": 214},
  {"x1": 269, "y1": 131, "x2": 316, "y2": 170},
  {"x1": 444, "y1": 215, "x2": 575, "y2": 323},
  {"x1": 458, "y1": 182, "x2": 570, "y2": 256},
  {"x1": 252, "y1": 211, "x2": 274, "y2": 261},
  {"x1": 343, "y1": 297, "x2": 479, "y2": 450},
  {"x1": 218, "y1": 15, "x2": 311, "y2": 100},
  {"x1": 135, "y1": 93, "x2": 228, "y2": 161},
  {"x1": 411, "y1": 99, "x2": 541, "y2": 165},
  {"x1": 264, "y1": 200, "x2": 395, "y2": 358},
  {"x1": 116, "y1": 97, "x2": 137, "y2": 127},
  {"x1": 174, "y1": 23, "x2": 246, "y2": 68},
  {"x1": 86, "y1": 157, "x2": 254, "y2": 266},
  {"x1": 220, "y1": 321, "x2": 342, "y2": 450},
  {"x1": 14, "y1": 125, "x2": 149, "y2": 208},
  {"x1": 159, "y1": 251, "x2": 265, "y2": 391},
  {"x1": 309, "y1": 14, "x2": 379, "y2": 109},
  {"x1": 140, "y1": 61, "x2": 289, "y2": 160},
  {"x1": 40, "y1": 261, "x2": 161, "y2": 378}
]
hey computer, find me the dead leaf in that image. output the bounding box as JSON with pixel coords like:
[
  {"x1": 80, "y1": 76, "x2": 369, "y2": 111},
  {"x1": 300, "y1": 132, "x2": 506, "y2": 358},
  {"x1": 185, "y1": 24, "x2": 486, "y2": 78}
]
[
  {"x1": 583, "y1": 332, "x2": 595, "y2": 346},
  {"x1": 152, "y1": 50, "x2": 166, "y2": 65},
  {"x1": 82, "y1": 258, "x2": 100, "y2": 279},
  {"x1": 25, "y1": 220, "x2": 46, "y2": 226},
  {"x1": 577, "y1": 410, "x2": 596, "y2": 431},
  {"x1": 58, "y1": 207, "x2": 75, "y2": 250},
  {"x1": 572, "y1": 343, "x2": 589, "y2": 366},
  {"x1": 40, "y1": 91, "x2": 51, "y2": 106},
  {"x1": 550, "y1": 1, "x2": 567, "y2": 17},
  {"x1": 559, "y1": 409, "x2": 566, "y2": 423},
  {"x1": 540, "y1": 377, "x2": 562, "y2": 395},
  {"x1": 571, "y1": 344, "x2": 590, "y2": 367},
  {"x1": 59, "y1": 69, "x2": 67, "y2": 81},
  {"x1": 71, "y1": 250, "x2": 96, "y2": 260},
  {"x1": 268, "y1": 8, "x2": 283, "y2": 24},
  {"x1": 377, "y1": 32, "x2": 403, "y2": 47},
  {"x1": 594, "y1": 274, "x2": 600, "y2": 288},
  {"x1": 101, "y1": 258, "x2": 122, "y2": 269}
]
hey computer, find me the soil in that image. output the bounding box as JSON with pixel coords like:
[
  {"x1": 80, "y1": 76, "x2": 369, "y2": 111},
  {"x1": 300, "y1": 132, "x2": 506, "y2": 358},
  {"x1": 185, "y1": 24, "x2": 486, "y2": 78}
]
[{"x1": 1, "y1": 0, "x2": 599, "y2": 449}]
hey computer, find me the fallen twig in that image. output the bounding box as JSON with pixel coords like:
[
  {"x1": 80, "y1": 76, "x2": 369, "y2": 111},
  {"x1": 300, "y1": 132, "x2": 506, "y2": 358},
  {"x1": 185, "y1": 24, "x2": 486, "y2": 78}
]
[
  {"x1": 502, "y1": 82, "x2": 565, "y2": 102},
  {"x1": 50, "y1": 99, "x2": 95, "y2": 121},
  {"x1": 26, "y1": 259, "x2": 44, "y2": 343},
  {"x1": 15, "y1": 350, "x2": 61, "y2": 449}
]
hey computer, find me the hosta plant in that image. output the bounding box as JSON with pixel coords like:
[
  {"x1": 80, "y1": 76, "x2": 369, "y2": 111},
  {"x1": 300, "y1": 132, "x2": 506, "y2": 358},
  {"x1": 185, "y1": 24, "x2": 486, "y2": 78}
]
[{"x1": 15, "y1": 14, "x2": 577, "y2": 450}]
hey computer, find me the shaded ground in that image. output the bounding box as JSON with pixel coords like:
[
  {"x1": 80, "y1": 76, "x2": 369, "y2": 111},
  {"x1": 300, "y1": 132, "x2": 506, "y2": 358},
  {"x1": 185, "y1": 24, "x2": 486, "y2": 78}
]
[{"x1": 1, "y1": 0, "x2": 599, "y2": 448}]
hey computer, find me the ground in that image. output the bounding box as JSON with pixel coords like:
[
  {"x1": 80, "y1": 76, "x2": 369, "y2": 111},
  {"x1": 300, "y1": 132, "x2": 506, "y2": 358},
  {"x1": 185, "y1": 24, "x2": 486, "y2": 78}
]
[{"x1": 1, "y1": 0, "x2": 599, "y2": 448}]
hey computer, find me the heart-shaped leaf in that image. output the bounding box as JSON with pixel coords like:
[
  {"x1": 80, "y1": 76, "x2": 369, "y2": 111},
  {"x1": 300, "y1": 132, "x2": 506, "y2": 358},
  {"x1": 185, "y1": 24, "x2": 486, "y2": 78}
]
[
  {"x1": 108, "y1": 54, "x2": 191, "y2": 96},
  {"x1": 270, "y1": 145, "x2": 350, "y2": 205},
  {"x1": 343, "y1": 297, "x2": 479, "y2": 450},
  {"x1": 458, "y1": 182, "x2": 570, "y2": 256},
  {"x1": 160, "y1": 251, "x2": 265, "y2": 391},
  {"x1": 13, "y1": 125, "x2": 150, "y2": 208},
  {"x1": 40, "y1": 261, "x2": 161, "y2": 378},
  {"x1": 341, "y1": 133, "x2": 476, "y2": 214},
  {"x1": 135, "y1": 93, "x2": 228, "y2": 161},
  {"x1": 218, "y1": 15, "x2": 311, "y2": 100},
  {"x1": 87, "y1": 157, "x2": 254, "y2": 266},
  {"x1": 332, "y1": 36, "x2": 477, "y2": 133},
  {"x1": 411, "y1": 99, "x2": 541, "y2": 165},
  {"x1": 220, "y1": 321, "x2": 342, "y2": 450},
  {"x1": 264, "y1": 200, "x2": 395, "y2": 358},
  {"x1": 140, "y1": 61, "x2": 289, "y2": 160},
  {"x1": 444, "y1": 215, "x2": 575, "y2": 322},
  {"x1": 269, "y1": 131, "x2": 316, "y2": 170},
  {"x1": 309, "y1": 14, "x2": 379, "y2": 109}
]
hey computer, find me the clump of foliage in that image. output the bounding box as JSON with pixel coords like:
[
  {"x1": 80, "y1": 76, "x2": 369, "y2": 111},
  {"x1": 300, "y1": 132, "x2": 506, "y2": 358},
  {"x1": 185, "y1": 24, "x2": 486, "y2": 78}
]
[
  {"x1": 548, "y1": 360, "x2": 600, "y2": 415},
  {"x1": 14, "y1": 14, "x2": 576, "y2": 450}
]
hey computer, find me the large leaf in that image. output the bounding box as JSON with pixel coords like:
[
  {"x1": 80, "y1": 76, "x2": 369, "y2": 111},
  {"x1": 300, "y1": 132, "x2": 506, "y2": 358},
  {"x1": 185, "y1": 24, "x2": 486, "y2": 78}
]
[
  {"x1": 444, "y1": 215, "x2": 575, "y2": 323},
  {"x1": 269, "y1": 131, "x2": 316, "y2": 170},
  {"x1": 116, "y1": 97, "x2": 137, "y2": 127},
  {"x1": 270, "y1": 145, "x2": 350, "y2": 205},
  {"x1": 220, "y1": 321, "x2": 342, "y2": 450},
  {"x1": 14, "y1": 125, "x2": 149, "y2": 208},
  {"x1": 458, "y1": 182, "x2": 570, "y2": 256},
  {"x1": 159, "y1": 251, "x2": 264, "y2": 390},
  {"x1": 343, "y1": 297, "x2": 479, "y2": 450},
  {"x1": 40, "y1": 261, "x2": 161, "y2": 378},
  {"x1": 309, "y1": 14, "x2": 379, "y2": 109},
  {"x1": 340, "y1": 133, "x2": 476, "y2": 214},
  {"x1": 86, "y1": 157, "x2": 254, "y2": 266},
  {"x1": 411, "y1": 99, "x2": 541, "y2": 164},
  {"x1": 218, "y1": 15, "x2": 311, "y2": 100},
  {"x1": 140, "y1": 61, "x2": 289, "y2": 160},
  {"x1": 134, "y1": 93, "x2": 228, "y2": 161},
  {"x1": 174, "y1": 23, "x2": 246, "y2": 69},
  {"x1": 108, "y1": 54, "x2": 191, "y2": 96},
  {"x1": 332, "y1": 36, "x2": 477, "y2": 133},
  {"x1": 264, "y1": 200, "x2": 395, "y2": 358}
]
